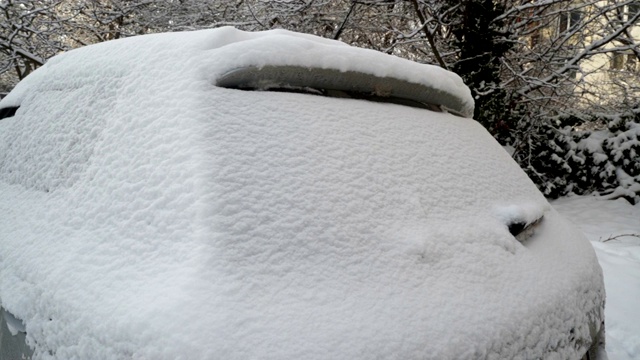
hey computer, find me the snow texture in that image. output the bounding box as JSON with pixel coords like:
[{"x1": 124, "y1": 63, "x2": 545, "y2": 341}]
[
  {"x1": 0, "y1": 27, "x2": 603, "y2": 359},
  {"x1": 553, "y1": 196, "x2": 640, "y2": 360}
]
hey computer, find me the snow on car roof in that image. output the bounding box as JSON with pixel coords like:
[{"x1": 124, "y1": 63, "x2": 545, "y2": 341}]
[
  {"x1": 2, "y1": 27, "x2": 474, "y2": 118},
  {"x1": 0, "y1": 28, "x2": 603, "y2": 359}
]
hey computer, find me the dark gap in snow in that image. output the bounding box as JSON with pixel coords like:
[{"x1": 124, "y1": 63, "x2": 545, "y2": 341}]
[
  {"x1": 0, "y1": 106, "x2": 18, "y2": 120},
  {"x1": 508, "y1": 216, "x2": 544, "y2": 243},
  {"x1": 508, "y1": 222, "x2": 527, "y2": 238}
]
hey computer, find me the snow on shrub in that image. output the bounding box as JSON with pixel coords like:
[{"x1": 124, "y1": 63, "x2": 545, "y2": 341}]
[{"x1": 511, "y1": 110, "x2": 640, "y2": 204}]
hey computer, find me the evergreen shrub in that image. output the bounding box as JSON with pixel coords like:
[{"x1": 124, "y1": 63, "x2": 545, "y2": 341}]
[{"x1": 508, "y1": 111, "x2": 640, "y2": 204}]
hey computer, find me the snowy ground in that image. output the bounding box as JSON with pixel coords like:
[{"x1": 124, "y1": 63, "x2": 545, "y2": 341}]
[{"x1": 552, "y1": 196, "x2": 640, "y2": 360}]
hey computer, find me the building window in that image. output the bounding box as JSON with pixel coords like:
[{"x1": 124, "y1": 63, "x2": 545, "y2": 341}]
[
  {"x1": 627, "y1": 54, "x2": 638, "y2": 72},
  {"x1": 559, "y1": 10, "x2": 581, "y2": 33},
  {"x1": 610, "y1": 52, "x2": 638, "y2": 72},
  {"x1": 618, "y1": 3, "x2": 640, "y2": 24},
  {"x1": 628, "y1": 3, "x2": 640, "y2": 24},
  {"x1": 611, "y1": 53, "x2": 625, "y2": 70},
  {"x1": 530, "y1": 32, "x2": 540, "y2": 47}
]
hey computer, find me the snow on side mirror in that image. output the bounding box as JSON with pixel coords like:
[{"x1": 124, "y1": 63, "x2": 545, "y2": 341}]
[
  {"x1": 495, "y1": 203, "x2": 548, "y2": 243},
  {"x1": 508, "y1": 216, "x2": 544, "y2": 243}
]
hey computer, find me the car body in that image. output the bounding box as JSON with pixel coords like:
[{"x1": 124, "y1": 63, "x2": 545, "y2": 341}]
[{"x1": 0, "y1": 27, "x2": 604, "y2": 359}]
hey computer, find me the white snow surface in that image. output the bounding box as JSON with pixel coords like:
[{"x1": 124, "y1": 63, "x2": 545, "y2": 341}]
[
  {"x1": 2, "y1": 27, "x2": 473, "y2": 117},
  {"x1": 0, "y1": 28, "x2": 603, "y2": 359},
  {"x1": 553, "y1": 196, "x2": 640, "y2": 360}
]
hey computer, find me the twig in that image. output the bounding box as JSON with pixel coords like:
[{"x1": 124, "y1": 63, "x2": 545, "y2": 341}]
[
  {"x1": 409, "y1": 0, "x2": 448, "y2": 70},
  {"x1": 333, "y1": 1, "x2": 356, "y2": 40},
  {"x1": 600, "y1": 233, "x2": 640, "y2": 242}
]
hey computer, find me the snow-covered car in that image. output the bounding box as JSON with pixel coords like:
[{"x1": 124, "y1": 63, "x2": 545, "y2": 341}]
[{"x1": 0, "y1": 27, "x2": 604, "y2": 359}]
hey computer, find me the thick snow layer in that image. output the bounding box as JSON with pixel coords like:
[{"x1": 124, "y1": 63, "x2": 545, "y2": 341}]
[
  {"x1": 0, "y1": 28, "x2": 603, "y2": 359},
  {"x1": 553, "y1": 196, "x2": 640, "y2": 360},
  {"x1": 2, "y1": 27, "x2": 474, "y2": 119}
]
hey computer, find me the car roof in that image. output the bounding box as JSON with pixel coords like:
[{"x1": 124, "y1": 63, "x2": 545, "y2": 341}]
[{"x1": 0, "y1": 27, "x2": 602, "y2": 359}]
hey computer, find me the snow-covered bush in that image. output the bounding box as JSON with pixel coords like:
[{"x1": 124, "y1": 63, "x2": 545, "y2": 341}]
[{"x1": 510, "y1": 110, "x2": 640, "y2": 204}]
